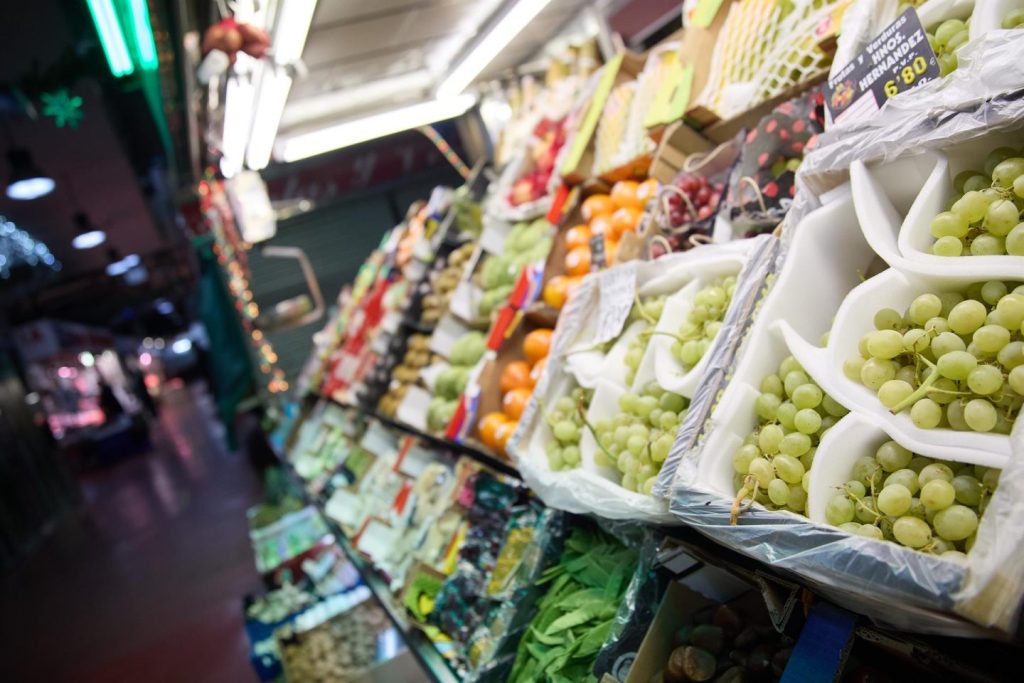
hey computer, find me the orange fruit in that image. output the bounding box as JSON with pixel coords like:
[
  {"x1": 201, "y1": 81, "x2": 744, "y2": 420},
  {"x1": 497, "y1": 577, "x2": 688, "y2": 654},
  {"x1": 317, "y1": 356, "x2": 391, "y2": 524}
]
[
  {"x1": 565, "y1": 224, "x2": 592, "y2": 250},
  {"x1": 543, "y1": 276, "x2": 570, "y2": 309},
  {"x1": 494, "y1": 420, "x2": 517, "y2": 455},
  {"x1": 523, "y1": 328, "x2": 553, "y2": 364},
  {"x1": 581, "y1": 194, "x2": 615, "y2": 221},
  {"x1": 589, "y1": 213, "x2": 614, "y2": 238},
  {"x1": 530, "y1": 356, "x2": 548, "y2": 385},
  {"x1": 611, "y1": 180, "x2": 642, "y2": 209},
  {"x1": 564, "y1": 246, "x2": 591, "y2": 276},
  {"x1": 637, "y1": 178, "x2": 658, "y2": 206},
  {"x1": 479, "y1": 411, "x2": 509, "y2": 449},
  {"x1": 605, "y1": 236, "x2": 620, "y2": 264},
  {"x1": 502, "y1": 387, "x2": 532, "y2": 420},
  {"x1": 500, "y1": 361, "x2": 532, "y2": 394},
  {"x1": 610, "y1": 207, "x2": 642, "y2": 238}
]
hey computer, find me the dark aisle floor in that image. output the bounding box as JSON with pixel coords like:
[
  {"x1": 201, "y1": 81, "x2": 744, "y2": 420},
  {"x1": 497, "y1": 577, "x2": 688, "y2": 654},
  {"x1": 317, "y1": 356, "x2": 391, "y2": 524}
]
[{"x1": 0, "y1": 383, "x2": 265, "y2": 683}]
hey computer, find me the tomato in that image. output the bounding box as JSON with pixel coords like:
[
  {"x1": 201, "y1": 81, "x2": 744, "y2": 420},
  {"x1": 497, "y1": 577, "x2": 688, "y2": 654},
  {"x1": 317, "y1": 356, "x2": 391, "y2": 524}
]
[
  {"x1": 523, "y1": 328, "x2": 553, "y2": 364},
  {"x1": 502, "y1": 387, "x2": 532, "y2": 420},
  {"x1": 581, "y1": 194, "x2": 615, "y2": 221},
  {"x1": 564, "y1": 246, "x2": 591, "y2": 277},
  {"x1": 500, "y1": 361, "x2": 532, "y2": 394}
]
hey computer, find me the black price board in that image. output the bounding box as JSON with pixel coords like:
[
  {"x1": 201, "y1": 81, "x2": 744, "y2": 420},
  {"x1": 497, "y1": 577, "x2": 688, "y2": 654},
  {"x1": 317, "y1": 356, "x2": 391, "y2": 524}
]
[{"x1": 825, "y1": 8, "x2": 940, "y2": 125}]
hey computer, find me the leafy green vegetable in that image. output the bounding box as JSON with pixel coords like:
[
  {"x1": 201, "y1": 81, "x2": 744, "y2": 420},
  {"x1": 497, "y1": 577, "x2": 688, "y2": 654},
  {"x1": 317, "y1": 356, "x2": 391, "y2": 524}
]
[{"x1": 508, "y1": 528, "x2": 638, "y2": 683}]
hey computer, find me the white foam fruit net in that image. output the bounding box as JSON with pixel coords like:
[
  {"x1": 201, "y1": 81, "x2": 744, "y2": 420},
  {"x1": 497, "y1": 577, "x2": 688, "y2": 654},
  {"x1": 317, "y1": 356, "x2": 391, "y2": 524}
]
[{"x1": 696, "y1": 0, "x2": 851, "y2": 119}]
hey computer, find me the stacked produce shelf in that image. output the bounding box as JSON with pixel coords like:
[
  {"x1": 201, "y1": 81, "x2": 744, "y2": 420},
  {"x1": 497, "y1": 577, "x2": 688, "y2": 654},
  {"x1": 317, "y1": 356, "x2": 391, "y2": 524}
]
[{"x1": 251, "y1": 3, "x2": 1024, "y2": 682}]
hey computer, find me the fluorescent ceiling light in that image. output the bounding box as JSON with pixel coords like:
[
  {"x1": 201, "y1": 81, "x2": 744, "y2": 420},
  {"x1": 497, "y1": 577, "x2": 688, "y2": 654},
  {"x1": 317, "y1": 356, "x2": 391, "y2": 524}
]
[
  {"x1": 127, "y1": 0, "x2": 159, "y2": 70},
  {"x1": 171, "y1": 338, "x2": 193, "y2": 354},
  {"x1": 106, "y1": 253, "x2": 140, "y2": 276},
  {"x1": 221, "y1": 72, "x2": 257, "y2": 177},
  {"x1": 85, "y1": 0, "x2": 134, "y2": 77},
  {"x1": 246, "y1": 68, "x2": 293, "y2": 170},
  {"x1": 278, "y1": 94, "x2": 476, "y2": 162},
  {"x1": 72, "y1": 229, "x2": 106, "y2": 250},
  {"x1": 7, "y1": 177, "x2": 56, "y2": 201},
  {"x1": 279, "y1": 70, "x2": 433, "y2": 129},
  {"x1": 437, "y1": 0, "x2": 555, "y2": 99},
  {"x1": 273, "y1": 0, "x2": 318, "y2": 65}
]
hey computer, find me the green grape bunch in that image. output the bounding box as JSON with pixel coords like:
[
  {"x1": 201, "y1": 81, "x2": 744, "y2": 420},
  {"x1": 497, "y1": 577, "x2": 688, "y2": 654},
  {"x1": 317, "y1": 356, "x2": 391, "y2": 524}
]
[
  {"x1": 544, "y1": 387, "x2": 591, "y2": 471},
  {"x1": 927, "y1": 18, "x2": 971, "y2": 77},
  {"x1": 1002, "y1": 8, "x2": 1024, "y2": 28},
  {"x1": 825, "y1": 440, "x2": 999, "y2": 560},
  {"x1": 591, "y1": 380, "x2": 688, "y2": 495},
  {"x1": 672, "y1": 276, "x2": 737, "y2": 370},
  {"x1": 623, "y1": 295, "x2": 666, "y2": 385},
  {"x1": 731, "y1": 354, "x2": 847, "y2": 522},
  {"x1": 930, "y1": 146, "x2": 1024, "y2": 256},
  {"x1": 845, "y1": 281, "x2": 1024, "y2": 433}
]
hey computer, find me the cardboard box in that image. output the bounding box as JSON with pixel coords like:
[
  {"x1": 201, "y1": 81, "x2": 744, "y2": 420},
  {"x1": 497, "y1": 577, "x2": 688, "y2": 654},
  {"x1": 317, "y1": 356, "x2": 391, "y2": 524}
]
[
  {"x1": 648, "y1": 120, "x2": 716, "y2": 185},
  {"x1": 626, "y1": 568, "x2": 776, "y2": 683},
  {"x1": 560, "y1": 51, "x2": 647, "y2": 186}
]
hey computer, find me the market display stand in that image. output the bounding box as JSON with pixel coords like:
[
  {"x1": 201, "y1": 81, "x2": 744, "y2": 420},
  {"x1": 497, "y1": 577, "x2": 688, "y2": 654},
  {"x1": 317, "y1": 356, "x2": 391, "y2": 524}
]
[
  {"x1": 331, "y1": 397, "x2": 520, "y2": 479},
  {"x1": 269, "y1": 435, "x2": 461, "y2": 683}
]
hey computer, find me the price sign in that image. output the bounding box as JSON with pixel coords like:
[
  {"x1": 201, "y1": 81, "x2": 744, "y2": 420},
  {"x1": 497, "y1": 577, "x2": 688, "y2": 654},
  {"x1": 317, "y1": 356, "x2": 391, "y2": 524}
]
[
  {"x1": 824, "y1": 9, "x2": 939, "y2": 125},
  {"x1": 589, "y1": 233, "x2": 607, "y2": 270}
]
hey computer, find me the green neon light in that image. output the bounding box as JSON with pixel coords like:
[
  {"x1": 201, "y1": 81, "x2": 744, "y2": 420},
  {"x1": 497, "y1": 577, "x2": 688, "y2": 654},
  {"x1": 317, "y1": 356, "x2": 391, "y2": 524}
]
[
  {"x1": 85, "y1": 0, "x2": 134, "y2": 76},
  {"x1": 127, "y1": 0, "x2": 159, "y2": 70}
]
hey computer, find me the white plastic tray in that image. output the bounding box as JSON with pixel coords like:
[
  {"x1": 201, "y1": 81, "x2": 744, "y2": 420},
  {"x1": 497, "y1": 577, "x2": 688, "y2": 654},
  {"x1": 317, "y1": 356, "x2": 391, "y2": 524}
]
[
  {"x1": 779, "y1": 267, "x2": 1011, "y2": 467},
  {"x1": 917, "y1": 0, "x2": 976, "y2": 29},
  {"x1": 969, "y1": 0, "x2": 1022, "y2": 39},
  {"x1": 851, "y1": 129, "x2": 1024, "y2": 279},
  {"x1": 695, "y1": 189, "x2": 879, "y2": 497},
  {"x1": 636, "y1": 256, "x2": 746, "y2": 397}
]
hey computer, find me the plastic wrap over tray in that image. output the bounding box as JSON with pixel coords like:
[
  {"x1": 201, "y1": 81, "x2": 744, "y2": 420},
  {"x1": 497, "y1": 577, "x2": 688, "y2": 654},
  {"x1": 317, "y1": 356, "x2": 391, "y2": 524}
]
[{"x1": 803, "y1": 30, "x2": 1024, "y2": 195}]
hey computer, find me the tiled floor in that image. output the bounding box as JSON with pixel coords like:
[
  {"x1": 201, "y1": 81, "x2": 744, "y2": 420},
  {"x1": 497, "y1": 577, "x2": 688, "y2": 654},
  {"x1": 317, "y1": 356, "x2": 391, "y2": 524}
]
[{"x1": 0, "y1": 383, "x2": 265, "y2": 682}]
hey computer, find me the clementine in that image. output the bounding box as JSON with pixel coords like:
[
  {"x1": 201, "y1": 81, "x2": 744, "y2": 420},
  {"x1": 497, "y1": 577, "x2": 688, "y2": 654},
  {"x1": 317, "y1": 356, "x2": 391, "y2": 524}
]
[
  {"x1": 581, "y1": 194, "x2": 615, "y2": 221},
  {"x1": 499, "y1": 361, "x2": 532, "y2": 394},
  {"x1": 502, "y1": 387, "x2": 532, "y2": 420},
  {"x1": 564, "y1": 246, "x2": 591, "y2": 277},
  {"x1": 523, "y1": 328, "x2": 553, "y2": 364},
  {"x1": 610, "y1": 180, "x2": 642, "y2": 209},
  {"x1": 565, "y1": 224, "x2": 592, "y2": 250},
  {"x1": 479, "y1": 411, "x2": 509, "y2": 449}
]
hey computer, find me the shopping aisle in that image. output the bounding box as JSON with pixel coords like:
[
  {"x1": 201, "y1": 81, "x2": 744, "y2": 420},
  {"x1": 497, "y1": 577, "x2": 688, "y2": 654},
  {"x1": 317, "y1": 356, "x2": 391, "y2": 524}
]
[{"x1": 0, "y1": 382, "x2": 264, "y2": 683}]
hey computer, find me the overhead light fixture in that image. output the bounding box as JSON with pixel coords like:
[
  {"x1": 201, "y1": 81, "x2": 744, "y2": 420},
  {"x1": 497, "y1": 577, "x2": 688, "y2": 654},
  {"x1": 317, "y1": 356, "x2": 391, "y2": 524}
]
[
  {"x1": 273, "y1": 0, "x2": 318, "y2": 65},
  {"x1": 106, "y1": 250, "x2": 140, "y2": 276},
  {"x1": 71, "y1": 212, "x2": 107, "y2": 250},
  {"x1": 221, "y1": 69, "x2": 257, "y2": 178},
  {"x1": 246, "y1": 68, "x2": 293, "y2": 170},
  {"x1": 243, "y1": 0, "x2": 317, "y2": 169},
  {"x1": 278, "y1": 94, "x2": 476, "y2": 162},
  {"x1": 126, "y1": 0, "x2": 159, "y2": 70},
  {"x1": 171, "y1": 338, "x2": 193, "y2": 354},
  {"x1": 6, "y1": 148, "x2": 56, "y2": 200},
  {"x1": 79, "y1": 351, "x2": 96, "y2": 367},
  {"x1": 436, "y1": 0, "x2": 555, "y2": 99},
  {"x1": 85, "y1": 0, "x2": 134, "y2": 77},
  {"x1": 155, "y1": 299, "x2": 175, "y2": 315}
]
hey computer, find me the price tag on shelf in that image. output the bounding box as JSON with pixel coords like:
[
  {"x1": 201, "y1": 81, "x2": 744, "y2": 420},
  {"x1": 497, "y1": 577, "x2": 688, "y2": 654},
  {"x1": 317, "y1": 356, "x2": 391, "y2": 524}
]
[
  {"x1": 594, "y1": 263, "x2": 637, "y2": 346},
  {"x1": 589, "y1": 234, "x2": 607, "y2": 270},
  {"x1": 824, "y1": 8, "x2": 939, "y2": 126},
  {"x1": 690, "y1": 0, "x2": 726, "y2": 29}
]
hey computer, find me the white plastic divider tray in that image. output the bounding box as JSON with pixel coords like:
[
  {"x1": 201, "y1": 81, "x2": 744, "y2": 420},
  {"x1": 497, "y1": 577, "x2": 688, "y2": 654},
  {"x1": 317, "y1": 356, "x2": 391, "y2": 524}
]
[
  {"x1": 638, "y1": 255, "x2": 746, "y2": 397},
  {"x1": 518, "y1": 372, "x2": 677, "y2": 522},
  {"x1": 803, "y1": 411, "x2": 998, "y2": 528},
  {"x1": 970, "y1": 0, "x2": 1023, "y2": 39},
  {"x1": 851, "y1": 128, "x2": 1024, "y2": 279},
  {"x1": 693, "y1": 189, "x2": 879, "y2": 498},
  {"x1": 780, "y1": 267, "x2": 1013, "y2": 467},
  {"x1": 918, "y1": 0, "x2": 976, "y2": 29},
  {"x1": 567, "y1": 319, "x2": 647, "y2": 389}
]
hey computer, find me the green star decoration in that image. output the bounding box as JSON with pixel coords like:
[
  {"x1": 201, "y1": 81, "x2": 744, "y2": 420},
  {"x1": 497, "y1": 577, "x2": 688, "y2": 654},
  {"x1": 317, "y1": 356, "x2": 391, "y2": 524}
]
[{"x1": 40, "y1": 89, "x2": 84, "y2": 128}]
